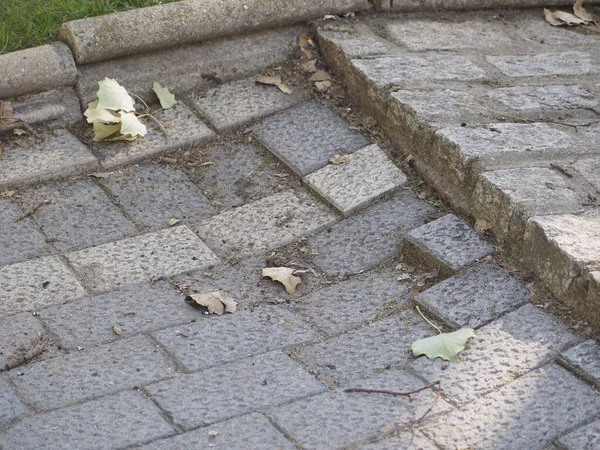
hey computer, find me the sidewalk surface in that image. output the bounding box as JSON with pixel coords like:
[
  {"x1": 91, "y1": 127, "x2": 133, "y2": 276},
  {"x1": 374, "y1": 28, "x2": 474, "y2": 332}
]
[{"x1": 0, "y1": 4, "x2": 600, "y2": 450}]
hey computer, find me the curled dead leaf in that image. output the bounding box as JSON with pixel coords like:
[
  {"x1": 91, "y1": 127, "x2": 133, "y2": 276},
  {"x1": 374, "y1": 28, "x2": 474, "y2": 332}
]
[
  {"x1": 167, "y1": 218, "x2": 180, "y2": 226},
  {"x1": 544, "y1": 8, "x2": 566, "y2": 26},
  {"x1": 574, "y1": 0, "x2": 595, "y2": 21},
  {"x1": 278, "y1": 83, "x2": 293, "y2": 95},
  {"x1": 256, "y1": 75, "x2": 282, "y2": 87},
  {"x1": 186, "y1": 291, "x2": 237, "y2": 315},
  {"x1": 329, "y1": 154, "x2": 350, "y2": 165},
  {"x1": 315, "y1": 80, "x2": 333, "y2": 92},
  {"x1": 299, "y1": 34, "x2": 314, "y2": 50},
  {"x1": 301, "y1": 59, "x2": 318, "y2": 73},
  {"x1": 262, "y1": 267, "x2": 301, "y2": 294},
  {"x1": 310, "y1": 70, "x2": 331, "y2": 82}
]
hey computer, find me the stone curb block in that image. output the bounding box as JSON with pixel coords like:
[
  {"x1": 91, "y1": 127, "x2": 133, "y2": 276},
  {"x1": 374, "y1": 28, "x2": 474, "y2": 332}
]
[{"x1": 373, "y1": 0, "x2": 600, "y2": 11}]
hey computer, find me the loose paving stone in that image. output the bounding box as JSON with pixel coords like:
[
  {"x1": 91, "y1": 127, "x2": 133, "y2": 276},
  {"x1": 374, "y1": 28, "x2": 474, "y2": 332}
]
[
  {"x1": 0, "y1": 256, "x2": 86, "y2": 316},
  {"x1": 39, "y1": 281, "x2": 200, "y2": 349},
  {"x1": 308, "y1": 193, "x2": 435, "y2": 276},
  {"x1": 360, "y1": 432, "x2": 438, "y2": 450},
  {"x1": 304, "y1": 144, "x2": 407, "y2": 216},
  {"x1": 0, "y1": 129, "x2": 98, "y2": 190},
  {"x1": 19, "y1": 180, "x2": 136, "y2": 252},
  {"x1": 66, "y1": 226, "x2": 220, "y2": 293},
  {"x1": 0, "y1": 199, "x2": 49, "y2": 267},
  {"x1": 487, "y1": 52, "x2": 597, "y2": 77},
  {"x1": 152, "y1": 306, "x2": 318, "y2": 372},
  {"x1": 572, "y1": 157, "x2": 600, "y2": 191},
  {"x1": 192, "y1": 191, "x2": 337, "y2": 260},
  {"x1": 420, "y1": 364, "x2": 600, "y2": 450},
  {"x1": 0, "y1": 379, "x2": 28, "y2": 428},
  {"x1": 268, "y1": 368, "x2": 450, "y2": 450},
  {"x1": 487, "y1": 85, "x2": 598, "y2": 111},
  {"x1": 559, "y1": 340, "x2": 600, "y2": 388},
  {"x1": 294, "y1": 309, "x2": 432, "y2": 386},
  {"x1": 192, "y1": 76, "x2": 307, "y2": 131},
  {"x1": 138, "y1": 413, "x2": 294, "y2": 450},
  {"x1": 99, "y1": 165, "x2": 214, "y2": 229},
  {"x1": 8, "y1": 335, "x2": 176, "y2": 410},
  {"x1": 145, "y1": 351, "x2": 325, "y2": 430},
  {"x1": 252, "y1": 101, "x2": 370, "y2": 176},
  {"x1": 0, "y1": 313, "x2": 49, "y2": 371},
  {"x1": 557, "y1": 420, "x2": 600, "y2": 450},
  {"x1": 403, "y1": 214, "x2": 493, "y2": 276},
  {"x1": 415, "y1": 260, "x2": 531, "y2": 329},
  {"x1": 411, "y1": 304, "x2": 580, "y2": 406},
  {"x1": 0, "y1": 391, "x2": 174, "y2": 450}
]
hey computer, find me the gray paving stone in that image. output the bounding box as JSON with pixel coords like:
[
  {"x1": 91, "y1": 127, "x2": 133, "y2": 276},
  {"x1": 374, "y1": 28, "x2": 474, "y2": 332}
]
[
  {"x1": 0, "y1": 379, "x2": 28, "y2": 428},
  {"x1": 145, "y1": 351, "x2": 325, "y2": 430},
  {"x1": 304, "y1": 144, "x2": 407, "y2": 216},
  {"x1": 559, "y1": 340, "x2": 600, "y2": 388},
  {"x1": 557, "y1": 420, "x2": 600, "y2": 450},
  {"x1": 252, "y1": 101, "x2": 370, "y2": 176},
  {"x1": 66, "y1": 226, "x2": 220, "y2": 293},
  {"x1": 39, "y1": 281, "x2": 200, "y2": 349},
  {"x1": 513, "y1": 17, "x2": 600, "y2": 48},
  {"x1": 152, "y1": 306, "x2": 318, "y2": 372},
  {"x1": 19, "y1": 180, "x2": 136, "y2": 252},
  {"x1": 487, "y1": 52, "x2": 597, "y2": 77},
  {"x1": 11, "y1": 87, "x2": 83, "y2": 128},
  {"x1": 391, "y1": 89, "x2": 479, "y2": 123},
  {"x1": 572, "y1": 157, "x2": 600, "y2": 191},
  {"x1": 487, "y1": 85, "x2": 598, "y2": 111},
  {"x1": 138, "y1": 413, "x2": 294, "y2": 450},
  {"x1": 0, "y1": 390, "x2": 174, "y2": 450},
  {"x1": 403, "y1": 214, "x2": 493, "y2": 276},
  {"x1": 416, "y1": 261, "x2": 532, "y2": 329},
  {"x1": 411, "y1": 304, "x2": 580, "y2": 406},
  {"x1": 308, "y1": 193, "x2": 435, "y2": 276},
  {"x1": 294, "y1": 309, "x2": 432, "y2": 386},
  {"x1": 0, "y1": 313, "x2": 49, "y2": 371},
  {"x1": 268, "y1": 368, "x2": 451, "y2": 450},
  {"x1": 0, "y1": 129, "x2": 98, "y2": 190},
  {"x1": 0, "y1": 256, "x2": 86, "y2": 316},
  {"x1": 0, "y1": 199, "x2": 49, "y2": 267},
  {"x1": 192, "y1": 191, "x2": 337, "y2": 260},
  {"x1": 99, "y1": 165, "x2": 214, "y2": 229},
  {"x1": 317, "y1": 25, "x2": 392, "y2": 59},
  {"x1": 192, "y1": 76, "x2": 307, "y2": 131},
  {"x1": 360, "y1": 432, "x2": 438, "y2": 450},
  {"x1": 420, "y1": 364, "x2": 600, "y2": 450},
  {"x1": 8, "y1": 335, "x2": 176, "y2": 410}
]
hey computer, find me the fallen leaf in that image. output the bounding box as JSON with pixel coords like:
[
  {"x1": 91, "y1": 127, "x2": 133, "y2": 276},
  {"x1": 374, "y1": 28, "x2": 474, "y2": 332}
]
[
  {"x1": 186, "y1": 291, "x2": 237, "y2": 315},
  {"x1": 262, "y1": 267, "x2": 301, "y2": 294},
  {"x1": 96, "y1": 78, "x2": 136, "y2": 112},
  {"x1": 152, "y1": 81, "x2": 177, "y2": 109},
  {"x1": 0, "y1": 101, "x2": 13, "y2": 120},
  {"x1": 554, "y1": 10, "x2": 588, "y2": 24},
  {"x1": 168, "y1": 218, "x2": 180, "y2": 226},
  {"x1": 310, "y1": 70, "x2": 331, "y2": 82},
  {"x1": 397, "y1": 273, "x2": 412, "y2": 281},
  {"x1": 13, "y1": 128, "x2": 27, "y2": 136},
  {"x1": 299, "y1": 34, "x2": 314, "y2": 50},
  {"x1": 544, "y1": 8, "x2": 565, "y2": 26},
  {"x1": 411, "y1": 328, "x2": 475, "y2": 362},
  {"x1": 301, "y1": 59, "x2": 318, "y2": 73},
  {"x1": 84, "y1": 100, "x2": 121, "y2": 124},
  {"x1": 112, "y1": 325, "x2": 122, "y2": 335},
  {"x1": 256, "y1": 75, "x2": 282, "y2": 86},
  {"x1": 119, "y1": 111, "x2": 147, "y2": 138},
  {"x1": 474, "y1": 219, "x2": 492, "y2": 233},
  {"x1": 199, "y1": 161, "x2": 215, "y2": 167},
  {"x1": 329, "y1": 154, "x2": 350, "y2": 165},
  {"x1": 323, "y1": 14, "x2": 339, "y2": 20},
  {"x1": 574, "y1": 0, "x2": 595, "y2": 21},
  {"x1": 278, "y1": 83, "x2": 293, "y2": 94},
  {"x1": 88, "y1": 172, "x2": 112, "y2": 179},
  {"x1": 315, "y1": 80, "x2": 333, "y2": 91},
  {"x1": 92, "y1": 122, "x2": 122, "y2": 142}
]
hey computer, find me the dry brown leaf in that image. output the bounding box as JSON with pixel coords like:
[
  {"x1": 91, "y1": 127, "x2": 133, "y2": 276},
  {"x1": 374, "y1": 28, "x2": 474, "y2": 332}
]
[
  {"x1": 310, "y1": 70, "x2": 331, "y2": 82},
  {"x1": 329, "y1": 154, "x2": 350, "y2": 165},
  {"x1": 262, "y1": 267, "x2": 301, "y2": 294},
  {"x1": 544, "y1": 8, "x2": 565, "y2": 26},
  {"x1": 301, "y1": 59, "x2": 318, "y2": 73},
  {"x1": 187, "y1": 291, "x2": 237, "y2": 315},
  {"x1": 315, "y1": 80, "x2": 332, "y2": 91},
  {"x1": 256, "y1": 75, "x2": 282, "y2": 86},
  {"x1": 474, "y1": 219, "x2": 492, "y2": 232},
  {"x1": 278, "y1": 83, "x2": 293, "y2": 95},
  {"x1": 168, "y1": 218, "x2": 180, "y2": 226},
  {"x1": 329, "y1": 85, "x2": 345, "y2": 98},
  {"x1": 299, "y1": 34, "x2": 314, "y2": 50},
  {"x1": 554, "y1": 10, "x2": 588, "y2": 25},
  {"x1": 574, "y1": 0, "x2": 595, "y2": 21}
]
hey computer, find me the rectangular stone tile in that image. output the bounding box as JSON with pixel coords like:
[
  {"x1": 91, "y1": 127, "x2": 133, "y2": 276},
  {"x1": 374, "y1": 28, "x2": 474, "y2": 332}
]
[
  {"x1": 420, "y1": 364, "x2": 600, "y2": 450},
  {"x1": 0, "y1": 256, "x2": 86, "y2": 316},
  {"x1": 317, "y1": 24, "x2": 392, "y2": 59},
  {"x1": 268, "y1": 369, "x2": 451, "y2": 450},
  {"x1": 0, "y1": 379, "x2": 28, "y2": 428},
  {"x1": 192, "y1": 191, "x2": 337, "y2": 260},
  {"x1": 361, "y1": 432, "x2": 438, "y2": 450},
  {"x1": 411, "y1": 304, "x2": 580, "y2": 406},
  {"x1": 145, "y1": 351, "x2": 325, "y2": 430},
  {"x1": 252, "y1": 101, "x2": 369, "y2": 176},
  {"x1": 66, "y1": 226, "x2": 220, "y2": 293},
  {"x1": 559, "y1": 340, "x2": 600, "y2": 388},
  {"x1": 572, "y1": 157, "x2": 600, "y2": 191},
  {"x1": 0, "y1": 129, "x2": 99, "y2": 190},
  {"x1": 415, "y1": 261, "x2": 531, "y2": 329},
  {"x1": 39, "y1": 281, "x2": 201, "y2": 349},
  {"x1": 0, "y1": 391, "x2": 174, "y2": 450},
  {"x1": 557, "y1": 420, "x2": 600, "y2": 450},
  {"x1": 152, "y1": 306, "x2": 318, "y2": 371},
  {"x1": 304, "y1": 144, "x2": 407, "y2": 216},
  {"x1": 12, "y1": 87, "x2": 83, "y2": 128},
  {"x1": 487, "y1": 85, "x2": 597, "y2": 111},
  {"x1": 487, "y1": 52, "x2": 597, "y2": 77},
  {"x1": 138, "y1": 413, "x2": 294, "y2": 450},
  {"x1": 0, "y1": 313, "x2": 49, "y2": 371},
  {"x1": 8, "y1": 335, "x2": 176, "y2": 410}
]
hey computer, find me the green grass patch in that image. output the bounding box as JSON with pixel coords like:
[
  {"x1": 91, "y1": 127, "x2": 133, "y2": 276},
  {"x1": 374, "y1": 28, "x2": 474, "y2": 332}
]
[{"x1": 0, "y1": 0, "x2": 179, "y2": 54}]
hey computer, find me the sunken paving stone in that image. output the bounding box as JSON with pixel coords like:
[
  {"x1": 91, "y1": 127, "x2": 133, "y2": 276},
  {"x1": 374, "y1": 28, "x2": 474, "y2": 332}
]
[
  {"x1": 137, "y1": 413, "x2": 295, "y2": 450},
  {"x1": 191, "y1": 191, "x2": 337, "y2": 260},
  {"x1": 252, "y1": 101, "x2": 370, "y2": 176},
  {"x1": 8, "y1": 335, "x2": 176, "y2": 411},
  {"x1": 360, "y1": 432, "x2": 438, "y2": 450},
  {"x1": 420, "y1": 364, "x2": 600, "y2": 450},
  {"x1": 403, "y1": 214, "x2": 494, "y2": 276},
  {"x1": 486, "y1": 85, "x2": 598, "y2": 111},
  {"x1": 557, "y1": 420, "x2": 600, "y2": 450},
  {"x1": 487, "y1": 52, "x2": 597, "y2": 77},
  {"x1": 192, "y1": 76, "x2": 307, "y2": 132},
  {"x1": 0, "y1": 256, "x2": 86, "y2": 316},
  {"x1": 65, "y1": 225, "x2": 220, "y2": 293},
  {"x1": 0, "y1": 129, "x2": 99, "y2": 190},
  {"x1": 0, "y1": 199, "x2": 49, "y2": 267},
  {"x1": 152, "y1": 306, "x2": 319, "y2": 372},
  {"x1": 304, "y1": 144, "x2": 407, "y2": 216},
  {"x1": 19, "y1": 180, "x2": 136, "y2": 252},
  {"x1": 411, "y1": 304, "x2": 580, "y2": 406},
  {"x1": 99, "y1": 165, "x2": 214, "y2": 229},
  {"x1": 308, "y1": 193, "x2": 435, "y2": 276},
  {"x1": 0, "y1": 391, "x2": 174, "y2": 450},
  {"x1": 0, "y1": 379, "x2": 28, "y2": 428},
  {"x1": 0, "y1": 313, "x2": 49, "y2": 371},
  {"x1": 268, "y1": 368, "x2": 451, "y2": 450},
  {"x1": 559, "y1": 340, "x2": 600, "y2": 388},
  {"x1": 294, "y1": 309, "x2": 432, "y2": 387},
  {"x1": 145, "y1": 351, "x2": 325, "y2": 430},
  {"x1": 38, "y1": 281, "x2": 201, "y2": 349}
]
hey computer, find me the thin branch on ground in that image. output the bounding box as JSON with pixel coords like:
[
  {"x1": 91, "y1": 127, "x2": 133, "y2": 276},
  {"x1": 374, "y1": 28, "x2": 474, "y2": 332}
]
[{"x1": 344, "y1": 381, "x2": 440, "y2": 403}]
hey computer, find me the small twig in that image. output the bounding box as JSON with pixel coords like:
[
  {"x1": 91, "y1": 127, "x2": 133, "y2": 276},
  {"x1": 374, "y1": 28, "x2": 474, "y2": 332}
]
[
  {"x1": 550, "y1": 163, "x2": 574, "y2": 178},
  {"x1": 145, "y1": 113, "x2": 168, "y2": 140},
  {"x1": 416, "y1": 305, "x2": 442, "y2": 334},
  {"x1": 344, "y1": 381, "x2": 440, "y2": 403},
  {"x1": 128, "y1": 92, "x2": 150, "y2": 112},
  {"x1": 14, "y1": 200, "x2": 49, "y2": 222},
  {"x1": 413, "y1": 388, "x2": 442, "y2": 424}
]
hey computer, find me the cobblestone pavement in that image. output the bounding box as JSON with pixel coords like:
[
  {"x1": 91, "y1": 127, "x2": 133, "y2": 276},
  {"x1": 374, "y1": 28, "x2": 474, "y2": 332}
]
[{"x1": 1, "y1": 9, "x2": 600, "y2": 450}]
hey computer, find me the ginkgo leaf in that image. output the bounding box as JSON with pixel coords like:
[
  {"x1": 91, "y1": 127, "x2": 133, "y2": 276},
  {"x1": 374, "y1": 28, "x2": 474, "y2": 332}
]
[
  {"x1": 96, "y1": 78, "x2": 135, "y2": 112},
  {"x1": 574, "y1": 0, "x2": 595, "y2": 22},
  {"x1": 152, "y1": 81, "x2": 177, "y2": 109},
  {"x1": 119, "y1": 111, "x2": 147, "y2": 137},
  {"x1": 411, "y1": 328, "x2": 475, "y2": 362},
  {"x1": 92, "y1": 122, "x2": 122, "y2": 142},
  {"x1": 84, "y1": 100, "x2": 121, "y2": 124},
  {"x1": 186, "y1": 291, "x2": 237, "y2": 315},
  {"x1": 262, "y1": 267, "x2": 301, "y2": 294}
]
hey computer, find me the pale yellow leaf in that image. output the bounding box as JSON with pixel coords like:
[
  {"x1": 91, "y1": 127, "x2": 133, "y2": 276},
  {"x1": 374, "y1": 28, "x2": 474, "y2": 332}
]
[
  {"x1": 574, "y1": 0, "x2": 595, "y2": 22},
  {"x1": 187, "y1": 291, "x2": 237, "y2": 315},
  {"x1": 152, "y1": 81, "x2": 177, "y2": 109},
  {"x1": 262, "y1": 267, "x2": 302, "y2": 294},
  {"x1": 92, "y1": 122, "x2": 121, "y2": 142},
  {"x1": 278, "y1": 83, "x2": 293, "y2": 94},
  {"x1": 84, "y1": 100, "x2": 121, "y2": 124},
  {"x1": 119, "y1": 111, "x2": 147, "y2": 137},
  {"x1": 96, "y1": 78, "x2": 136, "y2": 112},
  {"x1": 256, "y1": 75, "x2": 282, "y2": 86}
]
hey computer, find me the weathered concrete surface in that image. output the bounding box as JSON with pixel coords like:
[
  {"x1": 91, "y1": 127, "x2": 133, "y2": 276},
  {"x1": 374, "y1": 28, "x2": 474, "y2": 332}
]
[
  {"x1": 11, "y1": 87, "x2": 83, "y2": 127},
  {"x1": 375, "y1": 0, "x2": 600, "y2": 11},
  {"x1": 559, "y1": 339, "x2": 600, "y2": 388},
  {"x1": 0, "y1": 313, "x2": 50, "y2": 371}
]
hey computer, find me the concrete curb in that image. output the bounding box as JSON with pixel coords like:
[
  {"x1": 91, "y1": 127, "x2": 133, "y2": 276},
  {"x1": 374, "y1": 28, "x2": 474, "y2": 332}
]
[{"x1": 374, "y1": 0, "x2": 600, "y2": 12}]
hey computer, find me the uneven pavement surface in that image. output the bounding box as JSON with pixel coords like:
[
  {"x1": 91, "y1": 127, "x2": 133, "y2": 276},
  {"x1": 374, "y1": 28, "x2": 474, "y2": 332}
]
[{"x1": 1, "y1": 6, "x2": 600, "y2": 450}]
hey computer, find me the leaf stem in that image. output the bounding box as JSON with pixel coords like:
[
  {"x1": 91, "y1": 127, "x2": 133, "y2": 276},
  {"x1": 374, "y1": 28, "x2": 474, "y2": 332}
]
[{"x1": 415, "y1": 305, "x2": 442, "y2": 334}]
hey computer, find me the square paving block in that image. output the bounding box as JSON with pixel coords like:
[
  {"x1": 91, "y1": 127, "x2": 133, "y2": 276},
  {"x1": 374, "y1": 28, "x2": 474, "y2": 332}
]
[
  {"x1": 557, "y1": 420, "x2": 600, "y2": 450},
  {"x1": 559, "y1": 339, "x2": 600, "y2": 388},
  {"x1": 487, "y1": 51, "x2": 597, "y2": 77},
  {"x1": 0, "y1": 313, "x2": 49, "y2": 371}
]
